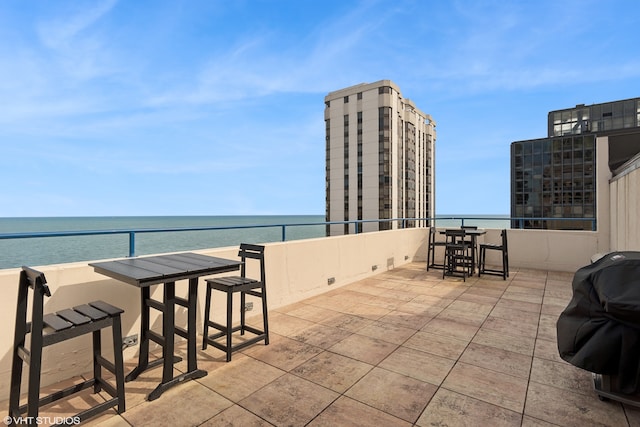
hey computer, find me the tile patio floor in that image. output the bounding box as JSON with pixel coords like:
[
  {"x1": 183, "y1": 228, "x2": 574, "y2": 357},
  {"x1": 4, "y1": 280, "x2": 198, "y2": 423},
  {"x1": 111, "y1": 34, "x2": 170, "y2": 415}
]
[{"x1": 4, "y1": 263, "x2": 640, "y2": 426}]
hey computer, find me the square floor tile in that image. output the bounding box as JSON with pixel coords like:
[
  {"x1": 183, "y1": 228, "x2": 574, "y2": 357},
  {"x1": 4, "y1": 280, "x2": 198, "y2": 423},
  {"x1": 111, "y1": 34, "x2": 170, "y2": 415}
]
[
  {"x1": 342, "y1": 302, "x2": 393, "y2": 320},
  {"x1": 328, "y1": 333, "x2": 398, "y2": 365},
  {"x1": 456, "y1": 291, "x2": 500, "y2": 306},
  {"x1": 379, "y1": 346, "x2": 455, "y2": 386},
  {"x1": 416, "y1": 388, "x2": 521, "y2": 427},
  {"x1": 197, "y1": 356, "x2": 285, "y2": 401},
  {"x1": 436, "y1": 306, "x2": 488, "y2": 327},
  {"x1": 320, "y1": 313, "x2": 374, "y2": 333},
  {"x1": 356, "y1": 320, "x2": 416, "y2": 345},
  {"x1": 536, "y1": 313, "x2": 559, "y2": 342},
  {"x1": 472, "y1": 327, "x2": 535, "y2": 356},
  {"x1": 530, "y1": 357, "x2": 594, "y2": 396},
  {"x1": 403, "y1": 330, "x2": 468, "y2": 360},
  {"x1": 291, "y1": 323, "x2": 353, "y2": 349},
  {"x1": 243, "y1": 335, "x2": 323, "y2": 371},
  {"x1": 533, "y1": 337, "x2": 564, "y2": 363},
  {"x1": 307, "y1": 396, "x2": 411, "y2": 427},
  {"x1": 490, "y1": 304, "x2": 540, "y2": 324},
  {"x1": 200, "y1": 404, "x2": 273, "y2": 426},
  {"x1": 525, "y1": 381, "x2": 628, "y2": 426},
  {"x1": 442, "y1": 362, "x2": 527, "y2": 413},
  {"x1": 278, "y1": 303, "x2": 342, "y2": 324},
  {"x1": 502, "y1": 289, "x2": 544, "y2": 305},
  {"x1": 121, "y1": 381, "x2": 232, "y2": 426},
  {"x1": 269, "y1": 311, "x2": 317, "y2": 336},
  {"x1": 482, "y1": 315, "x2": 538, "y2": 339},
  {"x1": 345, "y1": 367, "x2": 437, "y2": 423},
  {"x1": 459, "y1": 342, "x2": 532, "y2": 379},
  {"x1": 494, "y1": 297, "x2": 542, "y2": 313},
  {"x1": 421, "y1": 318, "x2": 479, "y2": 342},
  {"x1": 378, "y1": 310, "x2": 434, "y2": 330},
  {"x1": 239, "y1": 374, "x2": 338, "y2": 426},
  {"x1": 291, "y1": 351, "x2": 372, "y2": 393}
]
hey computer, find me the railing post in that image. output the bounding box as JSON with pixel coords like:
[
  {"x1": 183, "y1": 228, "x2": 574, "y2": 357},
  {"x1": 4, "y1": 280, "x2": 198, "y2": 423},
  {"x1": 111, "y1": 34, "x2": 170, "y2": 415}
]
[
  {"x1": 281, "y1": 225, "x2": 286, "y2": 242},
  {"x1": 128, "y1": 232, "x2": 135, "y2": 258}
]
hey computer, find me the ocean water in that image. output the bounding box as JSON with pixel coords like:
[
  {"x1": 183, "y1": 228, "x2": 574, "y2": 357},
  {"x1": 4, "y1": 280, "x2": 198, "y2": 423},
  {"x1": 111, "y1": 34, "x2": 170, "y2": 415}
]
[
  {"x1": 433, "y1": 215, "x2": 511, "y2": 229},
  {"x1": 0, "y1": 215, "x2": 510, "y2": 270},
  {"x1": 0, "y1": 216, "x2": 325, "y2": 269}
]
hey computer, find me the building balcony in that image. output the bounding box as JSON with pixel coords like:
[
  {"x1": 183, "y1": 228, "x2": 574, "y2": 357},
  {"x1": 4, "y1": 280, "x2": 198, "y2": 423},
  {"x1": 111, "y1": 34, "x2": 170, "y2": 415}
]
[{"x1": 0, "y1": 225, "x2": 638, "y2": 426}]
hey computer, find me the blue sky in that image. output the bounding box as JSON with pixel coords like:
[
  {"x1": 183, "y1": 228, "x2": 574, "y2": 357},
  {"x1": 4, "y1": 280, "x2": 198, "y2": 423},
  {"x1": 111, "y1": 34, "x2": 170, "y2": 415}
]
[{"x1": 1, "y1": 0, "x2": 638, "y2": 217}]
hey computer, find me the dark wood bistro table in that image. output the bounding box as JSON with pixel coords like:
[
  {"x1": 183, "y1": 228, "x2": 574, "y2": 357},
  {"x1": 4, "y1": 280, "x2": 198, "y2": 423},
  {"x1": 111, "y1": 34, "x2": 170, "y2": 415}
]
[{"x1": 90, "y1": 252, "x2": 242, "y2": 401}]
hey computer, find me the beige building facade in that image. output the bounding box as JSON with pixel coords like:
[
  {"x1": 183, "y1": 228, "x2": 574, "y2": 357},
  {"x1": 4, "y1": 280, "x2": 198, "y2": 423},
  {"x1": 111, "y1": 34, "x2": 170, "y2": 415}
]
[{"x1": 324, "y1": 80, "x2": 436, "y2": 236}]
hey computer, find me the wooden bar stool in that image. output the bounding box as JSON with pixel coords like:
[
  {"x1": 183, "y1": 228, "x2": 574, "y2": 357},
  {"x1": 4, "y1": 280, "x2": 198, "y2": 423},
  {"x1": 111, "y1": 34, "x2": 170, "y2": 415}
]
[
  {"x1": 9, "y1": 267, "x2": 126, "y2": 425},
  {"x1": 479, "y1": 229, "x2": 509, "y2": 280},
  {"x1": 202, "y1": 244, "x2": 269, "y2": 362},
  {"x1": 442, "y1": 229, "x2": 472, "y2": 281},
  {"x1": 426, "y1": 227, "x2": 446, "y2": 271}
]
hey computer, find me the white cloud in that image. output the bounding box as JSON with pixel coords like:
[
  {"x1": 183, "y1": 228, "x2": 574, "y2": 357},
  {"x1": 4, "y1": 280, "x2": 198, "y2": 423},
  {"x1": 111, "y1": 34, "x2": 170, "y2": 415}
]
[{"x1": 37, "y1": 0, "x2": 117, "y2": 50}]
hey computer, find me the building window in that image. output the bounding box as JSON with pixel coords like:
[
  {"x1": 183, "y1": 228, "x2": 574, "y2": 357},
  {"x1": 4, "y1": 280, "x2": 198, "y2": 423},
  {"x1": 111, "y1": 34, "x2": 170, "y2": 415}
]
[
  {"x1": 357, "y1": 112, "x2": 363, "y2": 226},
  {"x1": 378, "y1": 107, "x2": 392, "y2": 229},
  {"x1": 344, "y1": 115, "x2": 349, "y2": 225}
]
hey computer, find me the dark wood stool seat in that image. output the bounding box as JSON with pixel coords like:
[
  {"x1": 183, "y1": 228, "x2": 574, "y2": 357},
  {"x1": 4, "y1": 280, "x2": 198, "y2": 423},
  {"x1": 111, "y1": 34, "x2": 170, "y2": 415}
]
[
  {"x1": 202, "y1": 244, "x2": 269, "y2": 362},
  {"x1": 9, "y1": 267, "x2": 126, "y2": 426}
]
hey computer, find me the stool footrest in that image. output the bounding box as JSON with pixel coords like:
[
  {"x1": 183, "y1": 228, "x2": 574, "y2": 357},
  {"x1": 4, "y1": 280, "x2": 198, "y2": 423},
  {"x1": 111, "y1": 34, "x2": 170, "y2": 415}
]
[
  {"x1": 17, "y1": 379, "x2": 96, "y2": 414},
  {"x1": 204, "y1": 334, "x2": 267, "y2": 353},
  {"x1": 62, "y1": 397, "x2": 121, "y2": 426},
  {"x1": 204, "y1": 324, "x2": 267, "y2": 346}
]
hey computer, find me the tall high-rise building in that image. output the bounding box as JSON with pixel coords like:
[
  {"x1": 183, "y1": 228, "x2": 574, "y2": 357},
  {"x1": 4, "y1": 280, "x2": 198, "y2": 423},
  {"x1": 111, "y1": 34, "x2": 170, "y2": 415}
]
[
  {"x1": 324, "y1": 80, "x2": 436, "y2": 236},
  {"x1": 511, "y1": 97, "x2": 640, "y2": 230}
]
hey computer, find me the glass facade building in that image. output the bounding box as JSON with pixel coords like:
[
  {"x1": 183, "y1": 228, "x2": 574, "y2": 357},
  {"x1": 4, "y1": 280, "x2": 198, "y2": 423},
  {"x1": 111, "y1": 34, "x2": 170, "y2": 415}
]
[
  {"x1": 511, "y1": 135, "x2": 596, "y2": 230},
  {"x1": 512, "y1": 97, "x2": 640, "y2": 230}
]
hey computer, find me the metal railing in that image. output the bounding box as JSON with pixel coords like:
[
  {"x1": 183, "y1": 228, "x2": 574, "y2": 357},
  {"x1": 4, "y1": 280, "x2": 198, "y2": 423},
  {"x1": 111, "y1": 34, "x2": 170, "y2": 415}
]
[
  {"x1": 0, "y1": 216, "x2": 596, "y2": 261},
  {"x1": 436, "y1": 216, "x2": 597, "y2": 231},
  {"x1": 1, "y1": 218, "x2": 418, "y2": 258}
]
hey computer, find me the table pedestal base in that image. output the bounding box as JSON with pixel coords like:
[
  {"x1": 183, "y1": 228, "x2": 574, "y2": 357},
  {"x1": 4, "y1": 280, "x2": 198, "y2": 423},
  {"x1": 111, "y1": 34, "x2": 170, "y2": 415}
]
[{"x1": 148, "y1": 369, "x2": 207, "y2": 401}]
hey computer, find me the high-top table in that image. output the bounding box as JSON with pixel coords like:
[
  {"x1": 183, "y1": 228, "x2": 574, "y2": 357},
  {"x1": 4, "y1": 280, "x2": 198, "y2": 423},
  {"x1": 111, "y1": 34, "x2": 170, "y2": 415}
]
[
  {"x1": 440, "y1": 229, "x2": 486, "y2": 274},
  {"x1": 90, "y1": 252, "x2": 241, "y2": 401}
]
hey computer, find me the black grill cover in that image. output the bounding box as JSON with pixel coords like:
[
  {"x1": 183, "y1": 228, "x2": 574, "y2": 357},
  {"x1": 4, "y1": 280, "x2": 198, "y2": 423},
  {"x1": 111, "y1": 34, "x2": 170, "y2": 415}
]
[{"x1": 557, "y1": 251, "x2": 640, "y2": 394}]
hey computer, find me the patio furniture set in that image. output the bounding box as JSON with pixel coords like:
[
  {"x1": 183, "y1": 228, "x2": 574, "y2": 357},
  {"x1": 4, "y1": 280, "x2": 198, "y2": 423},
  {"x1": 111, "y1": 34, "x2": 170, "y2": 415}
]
[
  {"x1": 427, "y1": 226, "x2": 509, "y2": 281},
  {"x1": 8, "y1": 244, "x2": 268, "y2": 426}
]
